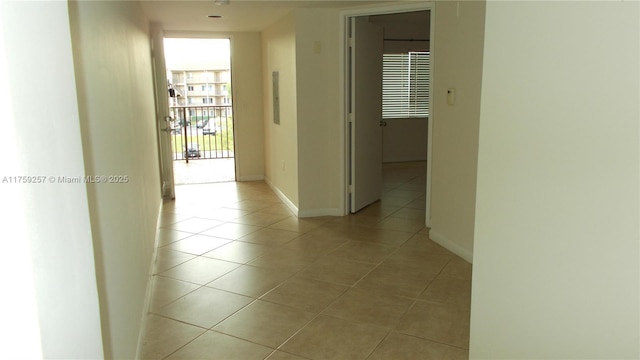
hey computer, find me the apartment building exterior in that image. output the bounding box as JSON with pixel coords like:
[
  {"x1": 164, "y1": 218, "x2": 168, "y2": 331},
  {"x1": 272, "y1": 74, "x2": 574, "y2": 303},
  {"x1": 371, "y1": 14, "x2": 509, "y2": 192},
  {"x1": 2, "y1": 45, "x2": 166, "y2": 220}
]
[{"x1": 168, "y1": 69, "x2": 231, "y2": 107}]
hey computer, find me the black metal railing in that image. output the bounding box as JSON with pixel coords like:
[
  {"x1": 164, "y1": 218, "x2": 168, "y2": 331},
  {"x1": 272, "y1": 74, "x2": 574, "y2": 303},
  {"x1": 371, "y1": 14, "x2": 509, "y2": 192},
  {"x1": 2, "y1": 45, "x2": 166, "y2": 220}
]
[{"x1": 169, "y1": 105, "x2": 234, "y2": 162}]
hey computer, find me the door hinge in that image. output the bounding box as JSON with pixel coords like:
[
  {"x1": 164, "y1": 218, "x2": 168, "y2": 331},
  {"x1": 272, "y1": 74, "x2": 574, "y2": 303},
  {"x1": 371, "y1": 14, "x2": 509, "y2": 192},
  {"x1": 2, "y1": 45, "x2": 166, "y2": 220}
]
[
  {"x1": 348, "y1": 184, "x2": 353, "y2": 194},
  {"x1": 349, "y1": 37, "x2": 354, "y2": 48},
  {"x1": 348, "y1": 113, "x2": 354, "y2": 123}
]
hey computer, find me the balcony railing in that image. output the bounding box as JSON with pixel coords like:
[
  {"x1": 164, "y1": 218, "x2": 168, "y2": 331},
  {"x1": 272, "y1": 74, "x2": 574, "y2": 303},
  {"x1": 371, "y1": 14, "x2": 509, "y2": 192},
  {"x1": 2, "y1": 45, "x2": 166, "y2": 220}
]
[{"x1": 169, "y1": 105, "x2": 234, "y2": 162}]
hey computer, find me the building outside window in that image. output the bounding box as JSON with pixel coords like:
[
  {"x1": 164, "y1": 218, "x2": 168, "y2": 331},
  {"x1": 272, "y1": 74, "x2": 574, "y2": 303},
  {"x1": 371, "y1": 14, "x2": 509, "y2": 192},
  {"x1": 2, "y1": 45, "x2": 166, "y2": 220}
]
[{"x1": 168, "y1": 68, "x2": 232, "y2": 113}]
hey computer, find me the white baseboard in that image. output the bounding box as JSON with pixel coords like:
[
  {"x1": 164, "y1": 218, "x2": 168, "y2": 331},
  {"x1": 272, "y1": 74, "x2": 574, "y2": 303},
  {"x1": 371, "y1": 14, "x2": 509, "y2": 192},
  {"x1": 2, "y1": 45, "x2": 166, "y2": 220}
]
[
  {"x1": 429, "y1": 229, "x2": 473, "y2": 264},
  {"x1": 263, "y1": 179, "x2": 342, "y2": 218},
  {"x1": 135, "y1": 201, "x2": 164, "y2": 359},
  {"x1": 298, "y1": 208, "x2": 343, "y2": 218},
  {"x1": 237, "y1": 174, "x2": 265, "y2": 181},
  {"x1": 264, "y1": 178, "x2": 299, "y2": 216}
]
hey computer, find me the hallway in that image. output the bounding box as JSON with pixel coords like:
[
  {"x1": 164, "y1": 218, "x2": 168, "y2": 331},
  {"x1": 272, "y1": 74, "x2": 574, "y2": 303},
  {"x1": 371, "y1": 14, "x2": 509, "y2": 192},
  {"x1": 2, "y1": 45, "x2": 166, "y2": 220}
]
[{"x1": 142, "y1": 162, "x2": 471, "y2": 359}]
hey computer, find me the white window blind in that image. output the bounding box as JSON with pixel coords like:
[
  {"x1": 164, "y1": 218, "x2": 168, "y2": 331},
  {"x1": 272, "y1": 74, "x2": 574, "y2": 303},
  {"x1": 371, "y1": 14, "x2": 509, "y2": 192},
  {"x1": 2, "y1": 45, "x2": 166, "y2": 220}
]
[{"x1": 382, "y1": 51, "x2": 430, "y2": 119}]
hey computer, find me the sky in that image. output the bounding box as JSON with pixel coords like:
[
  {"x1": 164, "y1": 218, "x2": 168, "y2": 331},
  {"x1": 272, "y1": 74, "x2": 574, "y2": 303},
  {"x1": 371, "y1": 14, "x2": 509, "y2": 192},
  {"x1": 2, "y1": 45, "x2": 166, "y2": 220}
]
[{"x1": 163, "y1": 38, "x2": 231, "y2": 71}]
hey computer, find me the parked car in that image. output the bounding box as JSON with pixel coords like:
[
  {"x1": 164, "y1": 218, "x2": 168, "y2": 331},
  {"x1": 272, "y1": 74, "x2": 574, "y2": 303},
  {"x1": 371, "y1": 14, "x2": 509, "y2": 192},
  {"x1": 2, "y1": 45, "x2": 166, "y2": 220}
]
[
  {"x1": 203, "y1": 126, "x2": 219, "y2": 136},
  {"x1": 184, "y1": 144, "x2": 201, "y2": 158},
  {"x1": 196, "y1": 119, "x2": 210, "y2": 129}
]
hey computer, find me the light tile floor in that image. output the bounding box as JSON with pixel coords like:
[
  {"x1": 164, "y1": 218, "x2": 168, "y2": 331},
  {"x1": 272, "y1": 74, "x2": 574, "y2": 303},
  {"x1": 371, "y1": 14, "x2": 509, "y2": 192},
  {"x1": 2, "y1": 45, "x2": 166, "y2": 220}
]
[
  {"x1": 173, "y1": 158, "x2": 236, "y2": 185},
  {"x1": 142, "y1": 162, "x2": 471, "y2": 360}
]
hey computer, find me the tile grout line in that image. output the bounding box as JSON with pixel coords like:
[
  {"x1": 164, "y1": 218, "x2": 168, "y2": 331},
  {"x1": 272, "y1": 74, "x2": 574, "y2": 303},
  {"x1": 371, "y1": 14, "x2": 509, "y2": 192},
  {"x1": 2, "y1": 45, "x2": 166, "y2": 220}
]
[
  {"x1": 262, "y1": 167, "x2": 429, "y2": 357},
  {"x1": 144, "y1": 163, "x2": 467, "y2": 359}
]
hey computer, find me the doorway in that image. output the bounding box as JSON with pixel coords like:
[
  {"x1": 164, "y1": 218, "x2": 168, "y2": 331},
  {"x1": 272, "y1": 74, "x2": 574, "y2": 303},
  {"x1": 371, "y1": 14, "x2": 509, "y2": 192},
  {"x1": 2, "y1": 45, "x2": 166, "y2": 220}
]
[
  {"x1": 163, "y1": 38, "x2": 236, "y2": 185},
  {"x1": 344, "y1": 4, "x2": 433, "y2": 225}
]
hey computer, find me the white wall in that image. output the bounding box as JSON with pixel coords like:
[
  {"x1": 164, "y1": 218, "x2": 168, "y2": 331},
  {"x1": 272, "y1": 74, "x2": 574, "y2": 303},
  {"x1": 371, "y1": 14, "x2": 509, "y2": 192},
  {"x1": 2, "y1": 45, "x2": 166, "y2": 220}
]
[
  {"x1": 230, "y1": 32, "x2": 265, "y2": 181},
  {"x1": 262, "y1": 12, "x2": 300, "y2": 208},
  {"x1": 253, "y1": 3, "x2": 486, "y2": 265},
  {"x1": 68, "y1": 1, "x2": 162, "y2": 358},
  {"x1": 292, "y1": 6, "x2": 430, "y2": 216},
  {"x1": 382, "y1": 119, "x2": 428, "y2": 163},
  {"x1": 429, "y1": 1, "x2": 485, "y2": 262},
  {"x1": 294, "y1": 8, "x2": 343, "y2": 216},
  {"x1": 470, "y1": 2, "x2": 639, "y2": 358},
  {"x1": 0, "y1": 1, "x2": 104, "y2": 358},
  {"x1": 0, "y1": 11, "x2": 43, "y2": 355}
]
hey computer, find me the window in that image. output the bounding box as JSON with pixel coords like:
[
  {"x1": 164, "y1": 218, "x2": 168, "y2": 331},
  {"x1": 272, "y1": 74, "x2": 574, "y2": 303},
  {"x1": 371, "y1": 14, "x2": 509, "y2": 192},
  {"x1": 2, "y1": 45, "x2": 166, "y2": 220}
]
[
  {"x1": 382, "y1": 51, "x2": 430, "y2": 119},
  {"x1": 187, "y1": 85, "x2": 194, "y2": 91}
]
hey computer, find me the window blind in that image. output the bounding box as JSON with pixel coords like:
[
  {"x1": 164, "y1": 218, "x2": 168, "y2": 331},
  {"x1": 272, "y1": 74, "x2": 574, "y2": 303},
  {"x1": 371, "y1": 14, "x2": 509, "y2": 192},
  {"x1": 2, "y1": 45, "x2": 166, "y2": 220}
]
[{"x1": 382, "y1": 51, "x2": 430, "y2": 119}]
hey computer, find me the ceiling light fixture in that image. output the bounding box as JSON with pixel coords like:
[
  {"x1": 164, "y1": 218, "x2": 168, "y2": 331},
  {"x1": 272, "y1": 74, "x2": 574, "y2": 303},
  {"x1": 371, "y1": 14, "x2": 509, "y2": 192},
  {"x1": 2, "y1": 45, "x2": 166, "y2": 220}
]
[
  {"x1": 208, "y1": 15, "x2": 223, "y2": 18},
  {"x1": 213, "y1": 0, "x2": 229, "y2": 5}
]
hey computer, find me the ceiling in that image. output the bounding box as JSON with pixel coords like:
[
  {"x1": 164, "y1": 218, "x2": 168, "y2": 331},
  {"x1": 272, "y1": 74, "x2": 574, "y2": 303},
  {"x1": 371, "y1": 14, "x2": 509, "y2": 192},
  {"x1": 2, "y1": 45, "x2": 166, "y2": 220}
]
[{"x1": 140, "y1": 0, "x2": 386, "y2": 33}]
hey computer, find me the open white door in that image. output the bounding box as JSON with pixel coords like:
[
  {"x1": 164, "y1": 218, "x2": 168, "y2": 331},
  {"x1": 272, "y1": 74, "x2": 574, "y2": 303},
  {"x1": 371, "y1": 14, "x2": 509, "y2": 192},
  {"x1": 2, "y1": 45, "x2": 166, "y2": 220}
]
[
  {"x1": 349, "y1": 17, "x2": 383, "y2": 213},
  {"x1": 150, "y1": 25, "x2": 175, "y2": 199}
]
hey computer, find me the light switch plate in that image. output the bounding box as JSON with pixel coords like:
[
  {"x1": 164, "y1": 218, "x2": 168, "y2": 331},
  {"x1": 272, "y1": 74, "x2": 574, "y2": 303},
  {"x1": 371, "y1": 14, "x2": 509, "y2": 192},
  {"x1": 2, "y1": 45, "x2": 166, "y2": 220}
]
[{"x1": 447, "y1": 88, "x2": 455, "y2": 105}]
